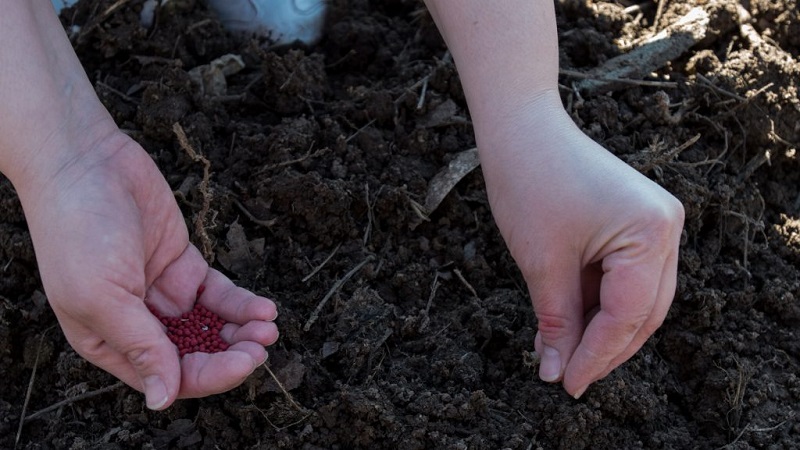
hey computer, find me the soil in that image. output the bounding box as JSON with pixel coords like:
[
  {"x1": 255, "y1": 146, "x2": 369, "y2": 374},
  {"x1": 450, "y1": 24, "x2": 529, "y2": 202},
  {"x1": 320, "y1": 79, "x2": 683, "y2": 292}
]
[{"x1": 2, "y1": 0, "x2": 800, "y2": 448}]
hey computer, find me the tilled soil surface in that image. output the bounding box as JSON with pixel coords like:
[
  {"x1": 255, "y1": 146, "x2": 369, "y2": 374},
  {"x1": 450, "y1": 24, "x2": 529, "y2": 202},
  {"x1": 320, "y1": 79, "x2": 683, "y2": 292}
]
[{"x1": 2, "y1": 0, "x2": 800, "y2": 448}]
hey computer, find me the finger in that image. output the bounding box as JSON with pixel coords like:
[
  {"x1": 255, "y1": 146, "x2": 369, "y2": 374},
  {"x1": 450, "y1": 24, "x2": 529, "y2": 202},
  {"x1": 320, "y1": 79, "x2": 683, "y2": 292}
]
[
  {"x1": 562, "y1": 248, "x2": 661, "y2": 398},
  {"x1": 528, "y1": 261, "x2": 584, "y2": 383},
  {"x1": 199, "y1": 269, "x2": 278, "y2": 323},
  {"x1": 221, "y1": 320, "x2": 280, "y2": 347},
  {"x1": 146, "y1": 244, "x2": 208, "y2": 316},
  {"x1": 178, "y1": 341, "x2": 267, "y2": 398},
  {"x1": 72, "y1": 291, "x2": 182, "y2": 410},
  {"x1": 595, "y1": 246, "x2": 679, "y2": 381}
]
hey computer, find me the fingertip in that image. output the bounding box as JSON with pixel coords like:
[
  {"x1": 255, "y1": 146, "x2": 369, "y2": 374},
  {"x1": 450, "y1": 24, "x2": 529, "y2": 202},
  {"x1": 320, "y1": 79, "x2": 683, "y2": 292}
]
[
  {"x1": 250, "y1": 352, "x2": 268, "y2": 376},
  {"x1": 571, "y1": 384, "x2": 588, "y2": 400},
  {"x1": 261, "y1": 297, "x2": 279, "y2": 321},
  {"x1": 264, "y1": 323, "x2": 279, "y2": 346},
  {"x1": 221, "y1": 320, "x2": 279, "y2": 346},
  {"x1": 143, "y1": 375, "x2": 170, "y2": 410},
  {"x1": 538, "y1": 345, "x2": 562, "y2": 382}
]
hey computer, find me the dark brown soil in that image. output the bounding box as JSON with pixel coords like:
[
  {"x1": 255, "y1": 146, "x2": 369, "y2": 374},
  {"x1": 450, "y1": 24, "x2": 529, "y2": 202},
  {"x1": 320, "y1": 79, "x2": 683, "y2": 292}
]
[{"x1": 2, "y1": 0, "x2": 800, "y2": 448}]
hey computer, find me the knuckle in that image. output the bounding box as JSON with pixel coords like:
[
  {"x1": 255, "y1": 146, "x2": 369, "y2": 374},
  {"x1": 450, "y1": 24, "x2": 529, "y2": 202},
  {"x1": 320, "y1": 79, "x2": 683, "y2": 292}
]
[
  {"x1": 126, "y1": 345, "x2": 160, "y2": 370},
  {"x1": 637, "y1": 198, "x2": 684, "y2": 246},
  {"x1": 535, "y1": 311, "x2": 573, "y2": 341},
  {"x1": 639, "y1": 315, "x2": 666, "y2": 337},
  {"x1": 604, "y1": 307, "x2": 650, "y2": 337}
]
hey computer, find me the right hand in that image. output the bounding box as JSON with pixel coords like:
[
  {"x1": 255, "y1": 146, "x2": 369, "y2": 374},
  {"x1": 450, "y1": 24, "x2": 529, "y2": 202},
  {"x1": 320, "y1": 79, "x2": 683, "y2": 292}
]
[{"x1": 477, "y1": 90, "x2": 684, "y2": 398}]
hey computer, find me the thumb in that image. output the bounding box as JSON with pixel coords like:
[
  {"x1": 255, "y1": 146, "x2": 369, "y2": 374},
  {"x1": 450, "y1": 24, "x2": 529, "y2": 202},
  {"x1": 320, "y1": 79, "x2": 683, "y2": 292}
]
[
  {"x1": 529, "y1": 266, "x2": 584, "y2": 384},
  {"x1": 82, "y1": 294, "x2": 182, "y2": 410}
]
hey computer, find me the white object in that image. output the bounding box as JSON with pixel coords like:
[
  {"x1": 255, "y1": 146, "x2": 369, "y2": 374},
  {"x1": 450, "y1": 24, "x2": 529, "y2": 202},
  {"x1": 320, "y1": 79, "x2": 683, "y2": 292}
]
[
  {"x1": 51, "y1": 0, "x2": 78, "y2": 14},
  {"x1": 204, "y1": 0, "x2": 327, "y2": 45},
  {"x1": 54, "y1": 0, "x2": 326, "y2": 47}
]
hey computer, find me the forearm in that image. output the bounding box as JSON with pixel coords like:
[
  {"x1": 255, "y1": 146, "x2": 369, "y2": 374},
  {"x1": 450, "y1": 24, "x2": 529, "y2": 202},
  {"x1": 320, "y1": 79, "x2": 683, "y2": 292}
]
[
  {"x1": 422, "y1": 0, "x2": 561, "y2": 137},
  {"x1": 0, "y1": 0, "x2": 117, "y2": 195}
]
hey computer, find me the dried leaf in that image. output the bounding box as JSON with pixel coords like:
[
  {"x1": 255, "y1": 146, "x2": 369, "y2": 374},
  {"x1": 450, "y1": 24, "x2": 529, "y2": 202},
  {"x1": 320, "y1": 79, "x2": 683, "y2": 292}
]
[{"x1": 424, "y1": 148, "x2": 480, "y2": 215}]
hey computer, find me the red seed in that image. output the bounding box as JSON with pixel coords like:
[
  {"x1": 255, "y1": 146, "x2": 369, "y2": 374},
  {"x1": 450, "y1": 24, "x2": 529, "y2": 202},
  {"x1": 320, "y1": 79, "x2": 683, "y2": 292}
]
[{"x1": 147, "y1": 291, "x2": 229, "y2": 356}]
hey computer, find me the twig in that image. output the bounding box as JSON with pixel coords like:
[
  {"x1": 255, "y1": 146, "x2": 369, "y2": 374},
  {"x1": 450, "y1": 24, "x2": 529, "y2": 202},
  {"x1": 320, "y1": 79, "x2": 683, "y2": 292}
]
[
  {"x1": 262, "y1": 363, "x2": 305, "y2": 411},
  {"x1": 768, "y1": 118, "x2": 797, "y2": 149},
  {"x1": 362, "y1": 184, "x2": 383, "y2": 246},
  {"x1": 345, "y1": 119, "x2": 377, "y2": 144},
  {"x1": 325, "y1": 49, "x2": 357, "y2": 69},
  {"x1": 96, "y1": 80, "x2": 139, "y2": 104},
  {"x1": 718, "y1": 420, "x2": 788, "y2": 449},
  {"x1": 23, "y1": 381, "x2": 125, "y2": 423},
  {"x1": 363, "y1": 183, "x2": 374, "y2": 246},
  {"x1": 302, "y1": 243, "x2": 342, "y2": 283},
  {"x1": 76, "y1": 0, "x2": 131, "y2": 44},
  {"x1": 186, "y1": 18, "x2": 212, "y2": 33},
  {"x1": 454, "y1": 268, "x2": 479, "y2": 300},
  {"x1": 416, "y1": 77, "x2": 429, "y2": 110},
  {"x1": 173, "y1": 123, "x2": 215, "y2": 262},
  {"x1": 629, "y1": 133, "x2": 701, "y2": 173},
  {"x1": 396, "y1": 52, "x2": 450, "y2": 106},
  {"x1": 736, "y1": 149, "x2": 771, "y2": 184},
  {"x1": 15, "y1": 329, "x2": 52, "y2": 448},
  {"x1": 233, "y1": 198, "x2": 277, "y2": 228},
  {"x1": 303, "y1": 255, "x2": 375, "y2": 331},
  {"x1": 696, "y1": 74, "x2": 747, "y2": 102},
  {"x1": 652, "y1": 0, "x2": 668, "y2": 33},
  {"x1": 574, "y1": 7, "x2": 710, "y2": 94},
  {"x1": 560, "y1": 69, "x2": 678, "y2": 89},
  {"x1": 419, "y1": 273, "x2": 441, "y2": 331},
  {"x1": 256, "y1": 142, "x2": 325, "y2": 175}
]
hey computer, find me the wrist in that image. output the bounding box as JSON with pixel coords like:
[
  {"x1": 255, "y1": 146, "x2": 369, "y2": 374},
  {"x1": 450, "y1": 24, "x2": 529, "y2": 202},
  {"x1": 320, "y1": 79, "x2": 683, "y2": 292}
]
[
  {"x1": 0, "y1": 0, "x2": 120, "y2": 200},
  {"x1": 472, "y1": 88, "x2": 576, "y2": 155},
  {"x1": 3, "y1": 107, "x2": 121, "y2": 203}
]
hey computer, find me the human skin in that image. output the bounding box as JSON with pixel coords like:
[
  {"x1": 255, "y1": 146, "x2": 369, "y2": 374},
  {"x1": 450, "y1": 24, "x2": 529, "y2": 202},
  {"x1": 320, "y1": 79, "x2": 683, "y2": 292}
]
[
  {"x1": 423, "y1": 0, "x2": 685, "y2": 398},
  {"x1": 1, "y1": 0, "x2": 684, "y2": 409},
  {"x1": 0, "y1": 0, "x2": 279, "y2": 410}
]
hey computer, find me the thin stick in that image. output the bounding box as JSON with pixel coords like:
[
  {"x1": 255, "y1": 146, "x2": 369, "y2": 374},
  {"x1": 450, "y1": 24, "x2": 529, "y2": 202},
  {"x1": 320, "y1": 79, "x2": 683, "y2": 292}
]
[
  {"x1": 303, "y1": 255, "x2": 375, "y2": 331},
  {"x1": 363, "y1": 183, "x2": 373, "y2": 246},
  {"x1": 419, "y1": 273, "x2": 440, "y2": 332},
  {"x1": 345, "y1": 119, "x2": 377, "y2": 144},
  {"x1": 768, "y1": 119, "x2": 796, "y2": 148},
  {"x1": 362, "y1": 184, "x2": 383, "y2": 246},
  {"x1": 186, "y1": 18, "x2": 212, "y2": 33},
  {"x1": 416, "y1": 77, "x2": 429, "y2": 110},
  {"x1": 696, "y1": 74, "x2": 747, "y2": 102},
  {"x1": 76, "y1": 0, "x2": 131, "y2": 43},
  {"x1": 302, "y1": 243, "x2": 342, "y2": 283},
  {"x1": 454, "y1": 268, "x2": 479, "y2": 300},
  {"x1": 233, "y1": 198, "x2": 277, "y2": 228},
  {"x1": 96, "y1": 81, "x2": 139, "y2": 104},
  {"x1": 24, "y1": 381, "x2": 125, "y2": 423},
  {"x1": 262, "y1": 363, "x2": 304, "y2": 411},
  {"x1": 652, "y1": 0, "x2": 668, "y2": 34},
  {"x1": 15, "y1": 329, "x2": 51, "y2": 448},
  {"x1": 559, "y1": 69, "x2": 678, "y2": 88},
  {"x1": 256, "y1": 142, "x2": 325, "y2": 174}
]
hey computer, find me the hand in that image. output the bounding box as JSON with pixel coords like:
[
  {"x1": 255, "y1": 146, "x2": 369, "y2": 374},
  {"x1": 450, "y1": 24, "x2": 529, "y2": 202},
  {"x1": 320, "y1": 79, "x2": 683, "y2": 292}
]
[
  {"x1": 20, "y1": 131, "x2": 279, "y2": 410},
  {"x1": 478, "y1": 91, "x2": 684, "y2": 398}
]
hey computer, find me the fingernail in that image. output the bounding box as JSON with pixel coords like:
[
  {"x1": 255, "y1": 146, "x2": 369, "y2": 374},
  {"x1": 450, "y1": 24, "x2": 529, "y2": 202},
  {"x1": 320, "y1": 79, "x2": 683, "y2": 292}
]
[
  {"x1": 250, "y1": 353, "x2": 268, "y2": 375},
  {"x1": 538, "y1": 346, "x2": 562, "y2": 382},
  {"x1": 573, "y1": 385, "x2": 588, "y2": 400},
  {"x1": 143, "y1": 375, "x2": 169, "y2": 410}
]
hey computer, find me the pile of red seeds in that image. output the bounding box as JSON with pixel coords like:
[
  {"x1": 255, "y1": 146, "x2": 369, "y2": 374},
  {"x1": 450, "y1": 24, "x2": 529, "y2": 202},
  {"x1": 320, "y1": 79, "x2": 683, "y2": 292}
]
[{"x1": 148, "y1": 285, "x2": 230, "y2": 357}]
